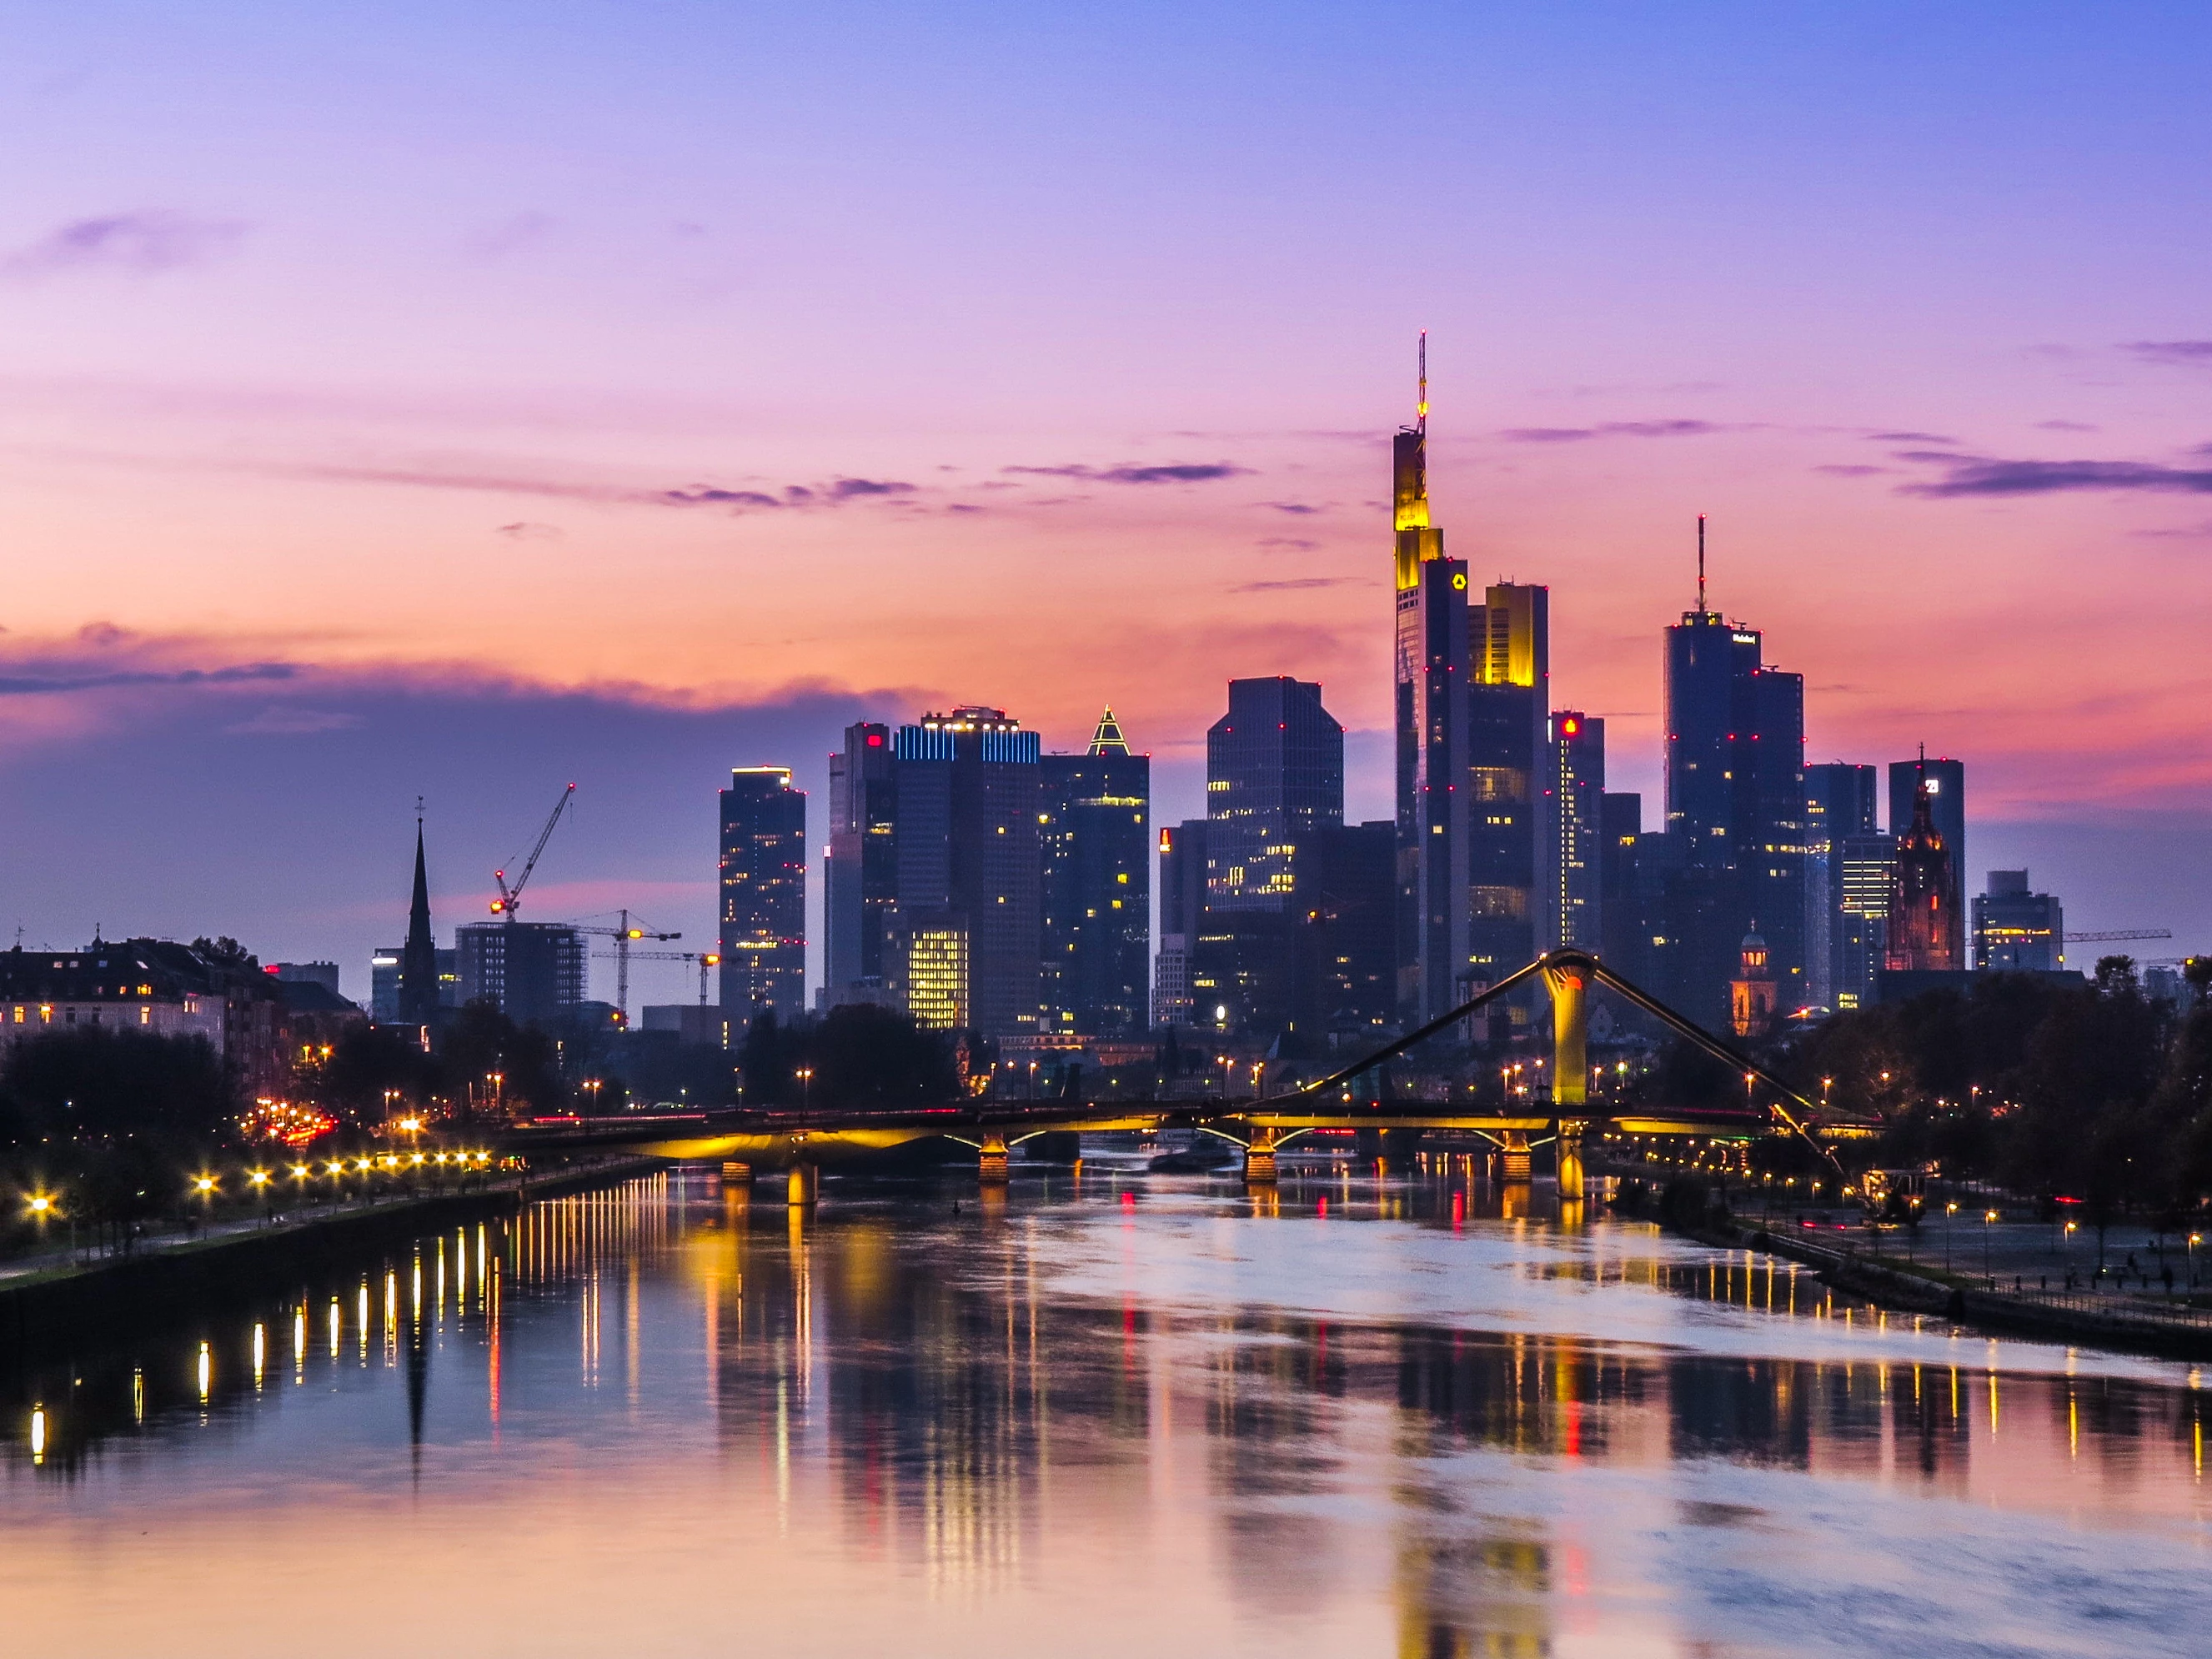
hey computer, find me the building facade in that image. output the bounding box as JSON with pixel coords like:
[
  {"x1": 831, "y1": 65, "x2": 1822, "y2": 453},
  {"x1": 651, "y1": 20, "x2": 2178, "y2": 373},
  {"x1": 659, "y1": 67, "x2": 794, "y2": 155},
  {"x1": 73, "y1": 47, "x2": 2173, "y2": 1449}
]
[
  {"x1": 1549, "y1": 711, "x2": 1604, "y2": 952},
  {"x1": 1888, "y1": 756, "x2": 1965, "y2": 965},
  {"x1": 456, "y1": 921, "x2": 587, "y2": 1026},
  {"x1": 821, "y1": 707, "x2": 1044, "y2": 1038},
  {"x1": 1804, "y1": 762, "x2": 1879, "y2": 1011},
  {"x1": 719, "y1": 766, "x2": 808, "y2": 1021},
  {"x1": 1885, "y1": 774, "x2": 1960, "y2": 973},
  {"x1": 1039, "y1": 709, "x2": 1151, "y2": 1037},
  {"x1": 1974, "y1": 869, "x2": 2063, "y2": 970},
  {"x1": 1201, "y1": 677, "x2": 1344, "y2": 1036}
]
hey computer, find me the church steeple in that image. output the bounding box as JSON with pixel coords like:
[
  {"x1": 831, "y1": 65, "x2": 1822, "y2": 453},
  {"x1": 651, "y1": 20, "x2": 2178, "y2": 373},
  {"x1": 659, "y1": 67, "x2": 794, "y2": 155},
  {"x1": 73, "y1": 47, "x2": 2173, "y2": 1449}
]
[
  {"x1": 399, "y1": 809, "x2": 439, "y2": 1023},
  {"x1": 1088, "y1": 706, "x2": 1130, "y2": 757}
]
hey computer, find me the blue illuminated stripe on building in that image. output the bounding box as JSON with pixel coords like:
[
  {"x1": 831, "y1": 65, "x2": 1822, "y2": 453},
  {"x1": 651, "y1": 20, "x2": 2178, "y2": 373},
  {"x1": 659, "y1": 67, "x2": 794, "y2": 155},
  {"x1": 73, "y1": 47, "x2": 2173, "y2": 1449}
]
[
  {"x1": 982, "y1": 730, "x2": 1041, "y2": 765},
  {"x1": 895, "y1": 727, "x2": 958, "y2": 762}
]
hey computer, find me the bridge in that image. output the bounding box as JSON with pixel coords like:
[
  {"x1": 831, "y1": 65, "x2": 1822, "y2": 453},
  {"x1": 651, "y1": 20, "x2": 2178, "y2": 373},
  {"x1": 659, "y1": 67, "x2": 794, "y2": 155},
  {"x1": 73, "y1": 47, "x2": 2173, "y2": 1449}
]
[{"x1": 506, "y1": 950, "x2": 1876, "y2": 1200}]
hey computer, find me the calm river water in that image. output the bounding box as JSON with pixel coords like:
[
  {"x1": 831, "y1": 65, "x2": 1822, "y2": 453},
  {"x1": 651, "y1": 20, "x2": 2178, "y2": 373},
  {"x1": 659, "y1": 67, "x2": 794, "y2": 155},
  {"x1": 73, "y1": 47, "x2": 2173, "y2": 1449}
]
[{"x1": 3, "y1": 1160, "x2": 2207, "y2": 1657}]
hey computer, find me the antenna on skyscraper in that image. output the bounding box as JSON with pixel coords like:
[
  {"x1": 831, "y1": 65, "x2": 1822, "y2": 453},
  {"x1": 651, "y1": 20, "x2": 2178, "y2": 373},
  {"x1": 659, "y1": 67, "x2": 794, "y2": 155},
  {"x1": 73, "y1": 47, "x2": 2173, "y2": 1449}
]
[
  {"x1": 1696, "y1": 514, "x2": 1708, "y2": 614},
  {"x1": 1417, "y1": 330, "x2": 1428, "y2": 435}
]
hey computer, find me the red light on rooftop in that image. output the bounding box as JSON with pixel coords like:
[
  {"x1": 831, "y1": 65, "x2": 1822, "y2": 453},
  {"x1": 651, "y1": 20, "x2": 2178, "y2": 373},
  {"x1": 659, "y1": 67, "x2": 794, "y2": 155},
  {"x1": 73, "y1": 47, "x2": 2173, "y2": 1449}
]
[{"x1": 866, "y1": 733, "x2": 882, "y2": 747}]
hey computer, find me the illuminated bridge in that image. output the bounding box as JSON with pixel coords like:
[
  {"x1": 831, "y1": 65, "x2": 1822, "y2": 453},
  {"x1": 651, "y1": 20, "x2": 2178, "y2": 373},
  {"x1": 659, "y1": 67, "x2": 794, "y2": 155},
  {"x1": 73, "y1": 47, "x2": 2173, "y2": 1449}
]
[{"x1": 505, "y1": 950, "x2": 1875, "y2": 1200}]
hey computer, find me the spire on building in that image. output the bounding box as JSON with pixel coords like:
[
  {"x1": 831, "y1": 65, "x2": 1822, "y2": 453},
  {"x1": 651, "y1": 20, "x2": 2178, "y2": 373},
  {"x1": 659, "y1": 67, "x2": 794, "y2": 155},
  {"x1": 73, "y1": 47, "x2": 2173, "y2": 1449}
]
[
  {"x1": 1088, "y1": 706, "x2": 1130, "y2": 757},
  {"x1": 399, "y1": 809, "x2": 439, "y2": 1023}
]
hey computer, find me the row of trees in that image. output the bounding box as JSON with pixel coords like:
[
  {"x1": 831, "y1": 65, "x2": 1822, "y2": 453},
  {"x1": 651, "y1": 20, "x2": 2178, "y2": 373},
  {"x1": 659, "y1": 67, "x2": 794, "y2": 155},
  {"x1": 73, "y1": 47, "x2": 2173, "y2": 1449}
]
[{"x1": 1633, "y1": 957, "x2": 2212, "y2": 1224}]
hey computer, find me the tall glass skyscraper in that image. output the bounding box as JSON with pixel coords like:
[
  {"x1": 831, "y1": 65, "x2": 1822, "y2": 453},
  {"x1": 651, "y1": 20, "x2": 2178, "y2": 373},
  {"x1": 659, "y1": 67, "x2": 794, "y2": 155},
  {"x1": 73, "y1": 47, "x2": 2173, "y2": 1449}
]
[
  {"x1": 1661, "y1": 524, "x2": 1807, "y2": 1020},
  {"x1": 1549, "y1": 712, "x2": 1604, "y2": 951},
  {"x1": 822, "y1": 708, "x2": 1043, "y2": 1037},
  {"x1": 719, "y1": 766, "x2": 808, "y2": 1021},
  {"x1": 1198, "y1": 676, "x2": 1344, "y2": 1033},
  {"x1": 1040, "y1": 709, "x2": 1151, "y2": 1036}
]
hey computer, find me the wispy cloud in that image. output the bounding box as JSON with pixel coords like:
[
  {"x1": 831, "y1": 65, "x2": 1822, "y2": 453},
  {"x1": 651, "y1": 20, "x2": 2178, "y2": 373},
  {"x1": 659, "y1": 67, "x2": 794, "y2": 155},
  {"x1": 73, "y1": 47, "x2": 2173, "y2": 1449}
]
[
  {"x1": 1899, "y1": 452, "x2": 2212, "y2": 498},
  {"x1": 1262, "y1": 501, "x2": 1322, "y2": 515},
  {"x1": 1256, "y1": 537, "x2": 1319, "y2": 551},
  {"x1": 1814, "y1": 464, "x2": 1888, "y2": 477},
  {"x1": 2035, "y1": 419, "x2": 2099, "y2": 433},
  {"x1": 1004, "y1": 462, "x2": 1252, "y2": 484},
  {"x1": 224, "y1": 706, "x2": 364, "y2": 736},
  {"x1": 1868, "y1": 429, "x2": 1957, "y2": 444},
  {"x1": 3, "y1": 211, "x2": 246, "y2": 278},
  {"x1": 494, "y1": 521, "x2": 564, "y2": 541},
  {"x1": 2125, "y1": 341, "x2": 2212, "y2": 368},
  {"x1": 1231, "y1": 577, "x2": 1364, "y2": 593},
  {"x1": 1498, "y1": 419, "x2": 1718, "y2": 444}
]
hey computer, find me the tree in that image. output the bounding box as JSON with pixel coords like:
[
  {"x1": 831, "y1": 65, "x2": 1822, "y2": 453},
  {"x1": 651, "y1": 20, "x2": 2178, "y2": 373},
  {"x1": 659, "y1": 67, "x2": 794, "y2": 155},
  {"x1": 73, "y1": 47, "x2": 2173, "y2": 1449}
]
[{"x1": 2, "y1": 1027, "x2": 233, "y2": 1142}]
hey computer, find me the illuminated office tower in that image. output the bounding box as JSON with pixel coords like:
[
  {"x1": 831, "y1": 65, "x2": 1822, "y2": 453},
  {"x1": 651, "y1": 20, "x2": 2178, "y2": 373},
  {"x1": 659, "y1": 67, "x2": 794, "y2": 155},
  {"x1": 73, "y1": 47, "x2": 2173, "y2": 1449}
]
[
  {"x1": 1836, "y1": 834, "x2": 1896, "y2": 1009},
  {"x1": 1548, "y1": 712, "x2": 1603, "y2": 951},
  {"x1": 1039, "y1": 709, "x2": 1151, "y2": 1036},
  {"x1": 896, "y1": 707, "x2": 1043, "y2": 1037},
  {"x1": 1805, "y1": 762, "x2": 1878, "y2": 1010},
  {"x1": 825, "y1": 721, "x2": 897, "y2": 1000},
  {"x1": 1155, "y1": 819, "x2": 1207, "y2": 1027},
  {"x1": 1886, "y1": 765, "x2": 1961, "y2": 974},
  {"x1": 1467, "y1": 581, "x2": 1551, "y2": 990},
  {"x1": 1660, "y1": 519, "x2": 1806, "y2": 1021},
  {"x1": 1202, "y1": 676, "x2": 1344, "y2": 1034},
  {"x1": 1392, "y1": 336, "x2": 1472, "y2": 1023},
  {"x1": 822, "y1": 709, "x2": 1043, "y2": 1036},
  {"x1": 1888, "y1": 755, "x2": 1965, "y2": 965},
  {"x1": 719, "y1": 767, "x2": 807, "y2": 1024},
  {"x1": 1974, "y1": 870, "x2": 2063, "y2": 971}
]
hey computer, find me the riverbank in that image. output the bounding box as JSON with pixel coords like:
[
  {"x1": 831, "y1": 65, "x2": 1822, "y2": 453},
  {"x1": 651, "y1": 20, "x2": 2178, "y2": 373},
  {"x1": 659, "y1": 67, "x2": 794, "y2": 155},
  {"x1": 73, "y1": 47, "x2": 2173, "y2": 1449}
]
[
  {"x1": 0, "y1": 1153, "x2": 664, "y2": 1352},
  {"x1": 1712, "y1": 1219, "x2": 2212, "y2": 1363}
]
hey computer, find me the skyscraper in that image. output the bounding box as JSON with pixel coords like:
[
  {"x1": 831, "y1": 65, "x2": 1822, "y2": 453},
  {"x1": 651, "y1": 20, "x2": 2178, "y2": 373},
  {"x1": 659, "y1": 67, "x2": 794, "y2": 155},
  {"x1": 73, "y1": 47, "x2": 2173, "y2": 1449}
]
[
  {"x1": 456, "y1": 920, "x2": 586, "y2": 1025},
  {"x1": 1200, "y1": 676, "x2": 1344, "y2": 1034},
  {"x1": 1836, "y1": 833, "x2": 1895, "y2": 1010},
  {"x1": 1469, "y1": 583, "x2": 1551, "y2": 985},
  {"x1": 1886, "y1": 769, "x2": 1960, "y2": 974},
  {"x1": 1974, "y1": 870, "x2": 2063, "y2": 970},
  {"x1": 1660, "y1": 520, "x2": 1807, "y2": 1021},
  {"x1": 1805, "y1": 762, "x2": 1879, "y2": 1010},
  {"x1": 1392, "y1": 338, "x2": 1472, "y2": 1025},
  {"x1": 1888, "y1": 755, "x2": 1965, "y2": 963},
  {"x1": 1548, "y1": 711, "x2": 1603, "y2": 952},
  {"x1": 825, "y1": 722, "x2": 898, "y2": 998},
  {"x1": 719, "y1": 767, "x2": 808, "y2": 1022},
  {"x1": 1040, "y1": 709, "x2": 1151, "y2": 1036},
  {"x1": 399, "y1": 817, "x2": 439, "y2": 1024},
  {"x1": 1155, "y1": 819, "x2": 1207, "y2": 1028},
  {"x1": 821, "y1": 707, "x2": 1044, "y2": 1037}
]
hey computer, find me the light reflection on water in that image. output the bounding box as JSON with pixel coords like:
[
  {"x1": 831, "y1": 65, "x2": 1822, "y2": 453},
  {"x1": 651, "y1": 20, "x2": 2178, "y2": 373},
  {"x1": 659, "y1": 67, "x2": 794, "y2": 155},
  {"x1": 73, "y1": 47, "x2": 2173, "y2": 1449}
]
[{"x1": 0, "y1": 1165, "x2": 2207, "y2": 1658}]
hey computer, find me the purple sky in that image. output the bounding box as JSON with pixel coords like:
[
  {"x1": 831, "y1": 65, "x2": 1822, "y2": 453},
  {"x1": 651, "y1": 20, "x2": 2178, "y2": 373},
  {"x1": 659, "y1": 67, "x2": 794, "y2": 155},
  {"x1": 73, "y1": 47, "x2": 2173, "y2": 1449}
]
[{"x1": 2, "y1": 3, "x2": 2208, "y2": 1001}]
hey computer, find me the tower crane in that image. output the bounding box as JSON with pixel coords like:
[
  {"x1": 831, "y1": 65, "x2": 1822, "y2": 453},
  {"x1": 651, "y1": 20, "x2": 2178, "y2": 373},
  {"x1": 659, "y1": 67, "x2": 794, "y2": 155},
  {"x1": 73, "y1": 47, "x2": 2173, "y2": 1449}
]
[
  {"x1": 575, "y1": 909, "x2": 680, "y2": 1026},
  {"x1": 2068, "y1": 929, "x2": 2172, "y2": 943},
  {"x1": 603, "y1": 949, "x2": 723, "y2": 1006},
  {"x1": 490, "y1": 784, "x2": 575, "y2": 918}
]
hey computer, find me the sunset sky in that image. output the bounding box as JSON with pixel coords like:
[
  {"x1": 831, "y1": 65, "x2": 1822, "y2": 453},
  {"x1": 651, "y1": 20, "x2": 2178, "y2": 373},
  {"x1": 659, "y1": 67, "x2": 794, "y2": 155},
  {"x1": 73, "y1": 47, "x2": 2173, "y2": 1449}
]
[{"x1": 2, "y1": 3, "x2": 2208, "y2": 1002}]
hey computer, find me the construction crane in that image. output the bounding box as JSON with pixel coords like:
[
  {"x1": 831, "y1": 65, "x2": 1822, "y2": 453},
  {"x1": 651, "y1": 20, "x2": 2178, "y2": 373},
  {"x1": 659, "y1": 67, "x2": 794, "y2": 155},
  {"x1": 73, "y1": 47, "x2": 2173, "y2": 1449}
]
[
  {"x1": 2069, "y1": 929, "x2": 2173, "y2": 943},
  {"x1": 602, "y1": 948, "x2": 723, "y2": 1006},
  {"x1": 490, "y1": 783, "x2": 575, "y2": 918},
  {"x1": 575, "y1": 909, "x2": 680, "y2": 1026}
]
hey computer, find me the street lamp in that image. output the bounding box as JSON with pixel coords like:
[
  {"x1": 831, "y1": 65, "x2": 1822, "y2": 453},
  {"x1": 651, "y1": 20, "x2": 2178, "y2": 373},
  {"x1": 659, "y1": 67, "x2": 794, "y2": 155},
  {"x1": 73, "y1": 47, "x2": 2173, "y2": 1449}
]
[
  {"x1": 796, "y1": 1066, "x2": 815, "y2": 1121},
  {"x1": 1984, "y1": 1208, "x2": 1999, "y2": 1285},
  {"x1": 2190, "y1": 1232, "x2": 2201, "y2": 1287},
  {"x1": 1945, "y1": 1200, "x2": 1959, "y2": 1271}
]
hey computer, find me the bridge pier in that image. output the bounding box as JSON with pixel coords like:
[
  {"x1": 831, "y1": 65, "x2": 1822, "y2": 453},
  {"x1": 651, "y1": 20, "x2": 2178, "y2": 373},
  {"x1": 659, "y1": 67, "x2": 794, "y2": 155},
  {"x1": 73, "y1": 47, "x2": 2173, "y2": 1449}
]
[
  {"x1": 1500, "y1": 1129, "x2": 1532, "y2": 1184},
  {"x1": 978, "y1": 1133, "x2": 1010, "y2": 1185},
  {"x1": 1243, "y1": 1126, "x2": 1278, "y2": 1185},
  {"x1": 785, "y1": 1163, "x2": 819, "y2": 1207},
  {"x1": 720, "y1": 1160, "x2": 755, "y2": 1187},
  {"x1": 1555, "y1": 1120, "x2": 1587, "y2": 1201}
]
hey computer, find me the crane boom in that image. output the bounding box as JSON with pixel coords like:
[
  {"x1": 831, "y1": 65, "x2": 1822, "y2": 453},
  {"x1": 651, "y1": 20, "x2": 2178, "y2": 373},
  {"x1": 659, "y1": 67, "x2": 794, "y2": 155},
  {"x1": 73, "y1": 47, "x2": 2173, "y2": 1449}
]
[
  {"x1": 2069, "y1": 928, "x2": 2172, "y2": 943},
  {"x1": 491, "y1": 783, "x2": 576, "y2": 916}
]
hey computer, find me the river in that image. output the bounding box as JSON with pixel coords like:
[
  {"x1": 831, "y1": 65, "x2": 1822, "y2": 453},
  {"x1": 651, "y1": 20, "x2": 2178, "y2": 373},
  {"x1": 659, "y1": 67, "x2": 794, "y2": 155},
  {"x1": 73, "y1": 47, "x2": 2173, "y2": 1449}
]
[{"x1": 3, "y1": 1158, "x2": 2205, "y2": 1656}]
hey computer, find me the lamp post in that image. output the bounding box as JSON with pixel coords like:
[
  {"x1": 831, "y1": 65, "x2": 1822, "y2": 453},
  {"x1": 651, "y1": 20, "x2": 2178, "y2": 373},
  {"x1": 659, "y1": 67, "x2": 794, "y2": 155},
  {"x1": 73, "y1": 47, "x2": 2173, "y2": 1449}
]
[
  {"x1": 1984, "y1": 1208, "x2": 1999, "y2": 1286},
  {"x1": 796, "y1": 1066, "x2": 814, "y2": 1123},
  {"x1": 2190, "y1": 1231, "x2": 2201, "y2": 1288},
  {"x1": 1945, "y1": 1200, "x2": 1959, "y2": 1272}
]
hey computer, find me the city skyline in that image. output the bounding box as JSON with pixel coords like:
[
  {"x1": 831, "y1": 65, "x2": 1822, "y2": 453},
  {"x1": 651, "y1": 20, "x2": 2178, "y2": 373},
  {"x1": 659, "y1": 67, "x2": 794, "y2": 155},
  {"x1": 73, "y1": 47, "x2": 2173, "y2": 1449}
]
[{"x1": 2, "y1": 3, "x2": 2208, "y2": 995}]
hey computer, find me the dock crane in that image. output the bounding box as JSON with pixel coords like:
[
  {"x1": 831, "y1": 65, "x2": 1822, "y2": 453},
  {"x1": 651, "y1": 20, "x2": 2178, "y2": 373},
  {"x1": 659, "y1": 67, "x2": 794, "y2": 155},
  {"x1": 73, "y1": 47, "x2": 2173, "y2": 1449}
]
[{"x1": 490, "y1": 784, "x2": 576, "y2": 917}]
